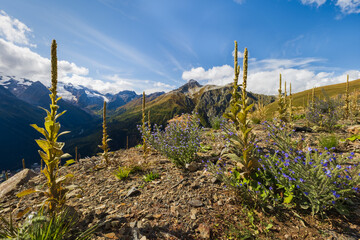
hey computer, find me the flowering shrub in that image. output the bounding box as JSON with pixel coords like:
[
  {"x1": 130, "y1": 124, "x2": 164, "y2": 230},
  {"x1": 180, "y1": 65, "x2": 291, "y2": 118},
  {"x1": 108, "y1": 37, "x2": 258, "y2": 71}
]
[
  {"x1": 140, "y1": 113, "x2": 202, "y2": 167},
  {"x1": 305, "y1": 95, "x2": 342, "y2": 131},
  {"x1": 259, "y1": 148, "x2": 359, "y2": 215},
  {"x1": 207, "y1": 120, "x2": 360, "y2": 215}
]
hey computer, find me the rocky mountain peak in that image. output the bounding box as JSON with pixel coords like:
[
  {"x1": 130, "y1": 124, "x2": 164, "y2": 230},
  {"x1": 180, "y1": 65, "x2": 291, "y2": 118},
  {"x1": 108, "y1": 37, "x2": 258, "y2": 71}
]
[{"x1": 175, "y1": 79, "x2": 202, "y2": 94}]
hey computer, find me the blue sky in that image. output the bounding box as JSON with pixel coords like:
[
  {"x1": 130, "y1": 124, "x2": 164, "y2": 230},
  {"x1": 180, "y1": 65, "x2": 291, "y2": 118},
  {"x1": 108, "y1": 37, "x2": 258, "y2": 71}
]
[{"x1": 0, "y1": 0, "x2": 359, "y2": 95}]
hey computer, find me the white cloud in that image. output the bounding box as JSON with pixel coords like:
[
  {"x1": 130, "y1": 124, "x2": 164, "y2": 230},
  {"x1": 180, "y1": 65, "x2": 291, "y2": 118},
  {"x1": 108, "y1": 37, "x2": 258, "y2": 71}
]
[
  {"x1": 336, "y1": 0, "x2": 360, "y2": 14},
  {"x1": 301, "y1": 0, "x2": 327, "y2": 6},
  {"x1": 182, "y1": 65, "x2": 234, "y2": 86},
  {"x1": 0, "y1": 10, "x2": 36, "y2": 47},
  {"x1": 0, "y1": 10, "x2": 172, "y2": 95},
  {"x1": 246, "y1": 68, "x2": 360, "y2": 95},
  {"x1": 251, "y1": 58, "x2": 324, "y2": 70},
  {"x1": 103, "y1": 74, "x2": 175, "y2": 94},
  {"x1": 0, "y1": 39, "x2": 89, "y2": 87},
  {"x1": 182, "y1": 56, "x2": 360, "y2": 95},
  {"x1": 300, "y1": 0, "x2": 360, "y2": 14}
]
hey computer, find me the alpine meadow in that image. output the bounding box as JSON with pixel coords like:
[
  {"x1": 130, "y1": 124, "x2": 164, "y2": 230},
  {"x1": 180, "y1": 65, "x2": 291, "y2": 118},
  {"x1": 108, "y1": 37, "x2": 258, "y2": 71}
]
[{"x1": 0, "y1": 1, "x2": 360, "y2": 239}]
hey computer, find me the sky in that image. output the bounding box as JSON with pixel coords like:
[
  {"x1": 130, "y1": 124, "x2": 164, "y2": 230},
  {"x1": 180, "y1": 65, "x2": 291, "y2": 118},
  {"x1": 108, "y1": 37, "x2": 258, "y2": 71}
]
[{"x1": 0, "y1": 0, "x2": 359, "y2": 95}]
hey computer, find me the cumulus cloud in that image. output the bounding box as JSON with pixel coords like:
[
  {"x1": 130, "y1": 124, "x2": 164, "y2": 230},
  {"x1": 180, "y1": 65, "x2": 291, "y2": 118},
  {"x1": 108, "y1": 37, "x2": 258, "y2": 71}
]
[
  {"x1": 0, "y1": 10, "x2": 174, "y2": 95},
  {"x1": 103, "y1": 74, "x2": 175, "y2": 94},
  {"x1": 0, "y1": 10, "x2": 35, "y2": 47},
  {"x1": 182, "y1": 65, "x2": 234, "y2": 86},
  {"x1": 182, "y1": 56, "x2": 360, "y2": 95},
  {"x1": 300, "y1": 0, "x2": 360, "y2": 14},
  {"x1": 336, "y1": 0, "x2": 360, "y2": 14},
  {"x1": 0, "y1": 39, "x2": 88, "y2": 86},
  {"x1": 247, "y1": 68, "x2": 360, "y2": 95},
  {"x1": 0, "y1": 37, "x2": 173, "y2": 95}
]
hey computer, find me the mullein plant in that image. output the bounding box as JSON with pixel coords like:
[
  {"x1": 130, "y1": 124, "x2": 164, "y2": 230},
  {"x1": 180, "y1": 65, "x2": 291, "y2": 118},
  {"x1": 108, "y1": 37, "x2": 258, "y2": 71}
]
[
  {"x1": 98, "y1": 101, "x2": 111, "y2": 166},
  {"x1": 220, "y1": 42, "x2": 258, "y2": 177},
  {"x1": 350, "y1": 89, "x2": 359, "y2": 118},
  {"x1": 289, "y1": 83, "x2": 293, "y2": 126},
  {"x1": 142, "y1": 91, "x2": 148, "y2": 159},
  {"x1": 237, "y1": 47, "x2": 258, "y2": 174},
  {"x1": 17, "y1": 40, "x2": 75, "y2": 213},
  {"x1": 223, "y1": 41, "x2": 242, "y2": 128},
  {"x1": 311, "y1": 87, "x2": 315, "y2": 111},
  {"x1": 277, "y1": 74, "x2": 288, "y2": 122},
  {"x1": 344, "y1": 74, "x2": 350, "y2": 119},
  {"x1": 251, "y1": 96, "x2": 268, "y2": 124}
]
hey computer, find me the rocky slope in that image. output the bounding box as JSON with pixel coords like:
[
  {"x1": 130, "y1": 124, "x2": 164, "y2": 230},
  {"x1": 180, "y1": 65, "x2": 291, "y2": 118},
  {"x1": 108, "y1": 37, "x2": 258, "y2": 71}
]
[{"x1": 1, "y1": 123, "x2": 359, "y2": 240}]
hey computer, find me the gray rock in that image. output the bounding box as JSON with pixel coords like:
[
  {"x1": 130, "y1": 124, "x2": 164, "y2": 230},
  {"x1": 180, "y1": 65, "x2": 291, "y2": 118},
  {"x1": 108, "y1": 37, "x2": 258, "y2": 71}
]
[
  {"x1": 126, "y1": 187, "x2": 141, "y2": 198},
  {"x1": 189, "y1": 199, "x2": 203, "y2": 207},
  {"x1": 0, "y1": 169, "x2": 37, "y2": 199}
]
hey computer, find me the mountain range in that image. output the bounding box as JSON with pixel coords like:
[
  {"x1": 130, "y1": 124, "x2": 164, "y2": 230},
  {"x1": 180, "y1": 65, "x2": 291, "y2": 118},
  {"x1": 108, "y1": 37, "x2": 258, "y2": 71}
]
[{"x1": 0, "y1": 75, "x2": 274, "y2": 171}]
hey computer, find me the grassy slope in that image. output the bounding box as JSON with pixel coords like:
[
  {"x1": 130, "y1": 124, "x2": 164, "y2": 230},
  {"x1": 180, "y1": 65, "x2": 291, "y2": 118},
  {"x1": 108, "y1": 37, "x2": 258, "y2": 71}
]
[
  {"x1": 265, "y1": 78, "x2": 360, "y2": 117},
  {"x1": 67, "y1": 92, "x2": 194, "y2": 158}
]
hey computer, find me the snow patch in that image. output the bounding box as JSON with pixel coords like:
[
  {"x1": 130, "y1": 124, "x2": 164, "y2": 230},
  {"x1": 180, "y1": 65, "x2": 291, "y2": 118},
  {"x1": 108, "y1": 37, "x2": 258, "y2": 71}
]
[
  {"x1": 85, "y1": 90, "x2": 109, "y2": 102},
  {"x1": 57, "y1": 84, "x2": 77, "y2": 102}
]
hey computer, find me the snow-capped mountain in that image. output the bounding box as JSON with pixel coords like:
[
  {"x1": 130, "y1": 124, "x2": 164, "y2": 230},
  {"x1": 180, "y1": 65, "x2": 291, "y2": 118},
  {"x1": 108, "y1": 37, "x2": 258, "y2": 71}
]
[{"x1": 0, "y1": 75, "x2": 145, "y2": 113}]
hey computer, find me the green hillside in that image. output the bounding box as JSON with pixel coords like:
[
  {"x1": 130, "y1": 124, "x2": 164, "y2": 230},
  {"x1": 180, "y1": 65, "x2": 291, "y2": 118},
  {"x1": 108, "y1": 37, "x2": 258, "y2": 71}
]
[{"x1": 265, "y1": 78, "x2": 360, "y2": 117}]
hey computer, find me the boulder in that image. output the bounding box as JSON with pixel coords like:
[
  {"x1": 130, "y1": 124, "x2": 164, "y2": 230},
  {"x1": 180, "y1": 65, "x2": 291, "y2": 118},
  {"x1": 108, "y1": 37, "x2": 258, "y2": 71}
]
[{"x1": 0, "y1": 169, "x2": 37, "y2": 199}]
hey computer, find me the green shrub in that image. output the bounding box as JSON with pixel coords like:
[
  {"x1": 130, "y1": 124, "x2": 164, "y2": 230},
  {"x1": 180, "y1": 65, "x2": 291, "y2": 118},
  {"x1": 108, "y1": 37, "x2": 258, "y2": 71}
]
[
  {"x1": 140, "y1": 113, "x2": 202, "y2": 167},
  {"x1": 113, "y1": 167, "x2": 131, "y2": 180},
  {"x1": 259, "y1": 149, "x2": 359, "y2": 215},
  {"x1": 207, "y1": 121, "x2": 360, "y2": 216},
  {"x1": 318, "y1": 134, "x2": 338, "y2": 150},
  {"x1": 0, "y1": 208, "x2": 96, "y2": 240},
  {"x1": 143, "y1": 172, "x2": 160, "y2": 182}
]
